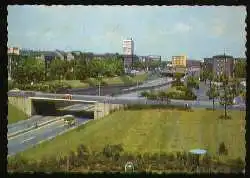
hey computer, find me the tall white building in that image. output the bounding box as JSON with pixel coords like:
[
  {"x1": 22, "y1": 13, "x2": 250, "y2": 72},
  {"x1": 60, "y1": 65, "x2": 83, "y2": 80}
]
[{"x1": 122, "y1": 38, "x2": 134, "y2": 55}]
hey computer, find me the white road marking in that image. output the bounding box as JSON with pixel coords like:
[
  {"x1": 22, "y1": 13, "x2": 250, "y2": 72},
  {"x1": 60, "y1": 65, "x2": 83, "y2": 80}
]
[
  {"x1": 8, "y1": 119, "x2": 64, "y2": 141},
  {"x1": 21, "y1": 136, "x2": 36, "y2": 144}
]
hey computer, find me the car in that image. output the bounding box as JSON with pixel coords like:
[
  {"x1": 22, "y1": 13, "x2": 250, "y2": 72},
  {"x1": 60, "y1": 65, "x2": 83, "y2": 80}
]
[
  {"x1": 10, "y1": 88, "x2": 20, "y2": 92},
  {"x1": 63, "y1": 94, "x2": 72, "y2": 100},
  {"x1": 62, "y1": 115, "x2": 76, "y2": 127}
]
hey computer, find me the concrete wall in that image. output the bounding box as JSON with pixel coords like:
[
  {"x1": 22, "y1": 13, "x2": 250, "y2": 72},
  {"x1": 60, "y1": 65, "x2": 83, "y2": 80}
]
[
  {"x1": 9, "y1": 96, "x2": 126, "y2": 119},
  {"x1": 8, "y1": 97, "x2": 34, "y2": 117},
  {"x1": 94, "y1": 102, "x2": 126, "y2": 119}
]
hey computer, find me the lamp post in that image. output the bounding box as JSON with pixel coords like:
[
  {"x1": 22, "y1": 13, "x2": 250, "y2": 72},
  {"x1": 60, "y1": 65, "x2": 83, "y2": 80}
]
[{"x1": 189, "y1": 149, "x2": 207, "y2": 173}]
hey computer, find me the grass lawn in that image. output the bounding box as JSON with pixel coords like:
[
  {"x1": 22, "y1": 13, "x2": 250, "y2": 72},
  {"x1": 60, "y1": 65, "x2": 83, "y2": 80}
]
[
  {"x1": 14, "y1": 108, "x2": 245, "y2": 162},
  {"x1": 166, "y1": 86, "x2": 183, "y2": 93},
  {"x1": 131, "y1": 73, "x2": 148, "y2": 83},
  {"x1": 44, "y1": 73, "x2": 149, "y2": 88},
  {"x1": 8, "y1": 104, "x2": 28, "y2": 124}
]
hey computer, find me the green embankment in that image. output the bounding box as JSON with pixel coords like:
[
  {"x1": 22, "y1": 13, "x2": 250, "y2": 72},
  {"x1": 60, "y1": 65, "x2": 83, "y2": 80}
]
[
  {"x1": 15, "y1": 108, "x2": 245, "y2": 162},
  {"x1": 8, "y1": 104, "x2": 28, "y2": 124}
]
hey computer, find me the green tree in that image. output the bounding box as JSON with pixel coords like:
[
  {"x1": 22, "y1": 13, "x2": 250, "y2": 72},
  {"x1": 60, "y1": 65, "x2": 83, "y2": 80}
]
[
  {"x1": 231, "y1": 78, "x2": 241, "y2": 99},
  {"x1": 206, "y1": 84, "x2": 220, "y2": 110},
  {"x1": 12, "y1": 57, "x2": 45, "y2": 84},
  {"x1": 219, "y1": 77, "x2": 234, "y2": 119},
  {"x1": 48, "y1": 58, "x2": 68, "y2": 80},
  {"x1": 207, "y1": 73, "x2": 214, "y2": 88},
  {"x1": 186, "y1": 76, "x2": 199, "y2": 91},
  {"x1": 234, "y1": 59, "x2": 246, "y2": 78}
]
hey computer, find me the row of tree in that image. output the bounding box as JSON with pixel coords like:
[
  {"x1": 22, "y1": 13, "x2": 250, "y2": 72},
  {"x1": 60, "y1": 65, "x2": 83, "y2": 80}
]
[
  {"x1": 200, "y1": 59, "x2": 246, "y2": 82},
  {"x1": 205, "y1": 74, "x2": 244, "y2": 118},
  {"x1": 10, "y1": 55, "x2": 125, "y2": 84}
]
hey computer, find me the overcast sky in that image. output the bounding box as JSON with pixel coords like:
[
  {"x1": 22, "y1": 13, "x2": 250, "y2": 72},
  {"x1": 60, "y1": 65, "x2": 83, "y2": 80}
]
[{"x1": 8, "y1": 5, "x2": 246, "y2": 60}]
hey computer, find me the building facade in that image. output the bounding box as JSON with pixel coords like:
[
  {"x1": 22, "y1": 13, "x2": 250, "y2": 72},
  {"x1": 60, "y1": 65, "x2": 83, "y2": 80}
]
[
  {"x1": 147, "y1": 55, "x2": 161, "y2": 62},
  {"x1": 122, "y1": 38, "x2": 134, "y2": 68},
  {"x1": 123, "y1": 38, "x2": 134, "y2": 55},
  {"x1": 172, "y1": 55, "x2": 187, "y2": 68},
  {"x1": 186, "y1": 59, "x2": 202, "y2": 68},
  {"x1": 203, "y1": 55, "x2": 234, "y2": 77},
  {"x1": 8, "y1": 47, "x2": 20, "y2": 80}
]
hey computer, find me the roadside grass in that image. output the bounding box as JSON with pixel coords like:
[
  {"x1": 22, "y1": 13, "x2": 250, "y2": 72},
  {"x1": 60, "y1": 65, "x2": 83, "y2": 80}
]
[
  {"x1": 14, "y1": 108, "x2": 245, "y2": 162},
  {"x1": 8, "y1": 104, "x2": 28, "y2": 124},
  {"x1": 166, "y1": 86, "x2": 182, "y2": 93},
  {"x1": 131, "y1": 73, "x2": 148, "y2": 82}
]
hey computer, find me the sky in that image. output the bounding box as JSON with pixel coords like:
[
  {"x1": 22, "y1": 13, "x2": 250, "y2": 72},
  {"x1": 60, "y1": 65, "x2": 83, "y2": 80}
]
[{"x1": 8, "y1": 5, "x2": 246, "y2": 60}]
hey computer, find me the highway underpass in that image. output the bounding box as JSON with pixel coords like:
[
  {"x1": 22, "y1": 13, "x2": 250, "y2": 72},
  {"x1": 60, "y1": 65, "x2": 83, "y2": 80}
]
[{"x1": 30, "y1": 97, "x2": 95, "y2": 119}]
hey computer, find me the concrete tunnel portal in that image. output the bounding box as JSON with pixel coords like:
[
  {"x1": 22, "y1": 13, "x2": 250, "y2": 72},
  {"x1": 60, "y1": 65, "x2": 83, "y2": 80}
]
[{"x1": 31, "y1": 98, "x2": 95, "y2": 119}]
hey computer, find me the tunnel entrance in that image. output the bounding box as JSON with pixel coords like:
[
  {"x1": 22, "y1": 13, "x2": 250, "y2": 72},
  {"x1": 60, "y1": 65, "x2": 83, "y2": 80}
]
[{"x1": 32, "y1": 99, "x2": 95, "y2": 119}]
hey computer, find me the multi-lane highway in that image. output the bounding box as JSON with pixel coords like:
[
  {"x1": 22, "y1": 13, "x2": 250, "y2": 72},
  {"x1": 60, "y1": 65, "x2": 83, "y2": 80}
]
[
  {"x1": 8, "y1": 116, "x2": 60, "y2": 136},
  {"x1": 8, "y1": 75, "x2": 245, "y2": 156},
  {"x1": 8, "y1": 116, "x2": 90, "y2": 156}
]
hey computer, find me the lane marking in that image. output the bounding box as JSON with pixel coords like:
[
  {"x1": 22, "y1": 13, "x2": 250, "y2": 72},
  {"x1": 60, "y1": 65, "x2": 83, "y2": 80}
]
[
  {"x1": 8, "y1": 116, "x2": 60, "y2": 138},
  {"x1": 21, "y1": 136, "x2": 36, "y2": 144},
  {"x1": 8, "y1": 119, "x2": 64, "y2": 141}
]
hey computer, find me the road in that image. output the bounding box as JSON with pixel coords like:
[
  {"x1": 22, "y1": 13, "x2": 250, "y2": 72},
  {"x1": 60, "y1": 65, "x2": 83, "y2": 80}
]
[
  {"x1": 8, "y1": 116, "x2": 59, "y2": 136},
  {"x1": 8, "y1": 117, "x2": 90, "y2": 156},
  {"x1": 59, "y1": 103, "x2": 95, "y2": 111},
  {"x1": 8, "y1": 74, "x2": 245, "y2": 155}
]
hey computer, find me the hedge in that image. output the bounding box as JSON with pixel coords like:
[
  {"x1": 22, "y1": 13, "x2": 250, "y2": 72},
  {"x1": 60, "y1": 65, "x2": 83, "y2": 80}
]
[{"x1": 8, "y1": 144, "x2": 245, "y2": 173}]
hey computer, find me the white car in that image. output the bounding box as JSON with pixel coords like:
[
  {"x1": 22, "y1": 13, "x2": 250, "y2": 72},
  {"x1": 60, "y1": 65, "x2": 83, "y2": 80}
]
[{"x1": 10, "y1": 88, "x2": 20, "y2": 92}]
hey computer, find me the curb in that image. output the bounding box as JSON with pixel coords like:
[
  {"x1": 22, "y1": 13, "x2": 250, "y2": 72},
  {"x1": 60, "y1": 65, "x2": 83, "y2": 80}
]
[{"x1": 8, "y1": 117, "x2": 62, "y2": 138}]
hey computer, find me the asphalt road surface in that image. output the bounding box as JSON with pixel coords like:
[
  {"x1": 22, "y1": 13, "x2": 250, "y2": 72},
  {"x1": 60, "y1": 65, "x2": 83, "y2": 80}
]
[
  {"x1": 8, "y1": 117, "x2": 90, "y2": 156},
  {"x1": 59, "y1": 103, "x2": 95, "y2": 111},
  {"x1": 8, "y1": 116, "x2": 59, "y2": 136}
]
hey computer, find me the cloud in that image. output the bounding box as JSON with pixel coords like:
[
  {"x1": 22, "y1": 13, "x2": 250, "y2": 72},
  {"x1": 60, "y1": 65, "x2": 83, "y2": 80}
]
[
  {"x1": 210, "y1": 19, "x2": 226, "y2": 37},
  {"x1": 174, "y1": 23, "x2": 192, "y2": 33},
  {"x1": 162, "y1": 22, "x2": 192, "y2": 35}
]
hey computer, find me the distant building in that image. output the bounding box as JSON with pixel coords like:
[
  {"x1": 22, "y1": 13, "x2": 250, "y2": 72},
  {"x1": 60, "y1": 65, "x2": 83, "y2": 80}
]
[
  {"x1": 123, "y1": 38, "x2": 134, "y2": 55},
  {"x1": 147, "y1": 55, "x2": 161, "y2": 62},
  {"x1": 122, "y1": 38, "x2": 134, "y2": 68},
  {"x1": 172, "y1": 55, "x2": 187, "y2": 68},
  {"x1": 8, "y1": 47, "x2": 20, "y2": 55},
  {"x1": 186, "y1": 59, "x2": 202, "y2": 68},
  {"x1": 8, "y1": 47, "x2": 20, "y2": 80},
  {"x1": 203, "y1": 54, "x2": 234, "y2": 77},
  {"x1": 65, "y1": 52, "x2": 74, "y2": 61}
]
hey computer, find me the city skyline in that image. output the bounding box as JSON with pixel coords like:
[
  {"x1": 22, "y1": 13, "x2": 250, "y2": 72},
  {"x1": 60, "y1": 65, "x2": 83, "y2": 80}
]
[{"x1": 8, "y1": 5, "x2": 246, "y2": 60}]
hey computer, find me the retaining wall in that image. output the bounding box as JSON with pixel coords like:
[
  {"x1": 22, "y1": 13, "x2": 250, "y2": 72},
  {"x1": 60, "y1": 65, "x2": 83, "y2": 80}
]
[
  {"x1": 94, "y1": 102, "x2": 126, "y2": 119},
  {"x1": 8, "y1": 97, "x2": 34, "y2": 117}
]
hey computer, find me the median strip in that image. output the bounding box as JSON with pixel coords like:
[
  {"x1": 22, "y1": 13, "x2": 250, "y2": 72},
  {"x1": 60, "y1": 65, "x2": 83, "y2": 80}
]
[{"x1": 8, "y1": 117, "x2": 62, "y2": 139}]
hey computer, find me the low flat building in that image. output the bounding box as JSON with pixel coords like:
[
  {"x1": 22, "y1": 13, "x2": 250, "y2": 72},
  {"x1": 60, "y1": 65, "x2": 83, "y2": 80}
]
[{"x1": 187, "y1": 59, "x2": 202, "y2": 68}]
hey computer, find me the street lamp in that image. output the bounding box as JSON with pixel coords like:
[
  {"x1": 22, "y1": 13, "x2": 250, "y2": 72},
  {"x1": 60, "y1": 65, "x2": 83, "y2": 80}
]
[
  {"x1": 124, "y1": 161, "x2": 135, "y2": 173},
  {"x1": 189, "y1": 149, "x2": 207, "y2": 173}
]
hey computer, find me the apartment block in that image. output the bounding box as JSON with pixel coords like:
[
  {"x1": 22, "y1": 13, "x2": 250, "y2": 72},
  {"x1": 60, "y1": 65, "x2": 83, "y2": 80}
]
[{"x1": 172, "y1": 55, "x2": 187, "y2": 67}]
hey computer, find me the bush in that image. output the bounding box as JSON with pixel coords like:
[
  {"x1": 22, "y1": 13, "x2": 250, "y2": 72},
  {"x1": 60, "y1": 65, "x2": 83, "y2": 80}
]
[
  {"x1": 218, "y1": 115, "x2": 232, "y2": 120},
  {"x1": 172, "y1": 81, "x2": 184, "y2": 87},
  {"x1": 102, "y1": 144, "x2": 124, "y2": 160},
  {"x1": 218, "y1": 142, "x2": 228, "y2": 155},
  {"x1": 175, "y1": 86, "x2": 186, "y2": 91},
  {"x1": 140, "y1": 91, "x2": 150, "y2": 97},
  {"x1": 125, "y1": 104, "x2": 188, "y2": 111}
]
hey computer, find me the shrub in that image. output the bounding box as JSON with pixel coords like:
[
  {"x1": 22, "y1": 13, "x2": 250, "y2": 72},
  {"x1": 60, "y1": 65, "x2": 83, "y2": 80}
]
[
  {"x1": 140, "y1": 91, "x2": 150, "y2": 97},
  {"x1": 218, "y1": 115, "x2": 232, "y2": 120},
  {"x1": 102, "y1": 144, "x2": 124, "y2": 160},
  {"x1": 172, "y1": 81, "x2": 184, "y2": 87},
  {"x1": 218, "y1": 142, "x2": 228, "y2": 155}
]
